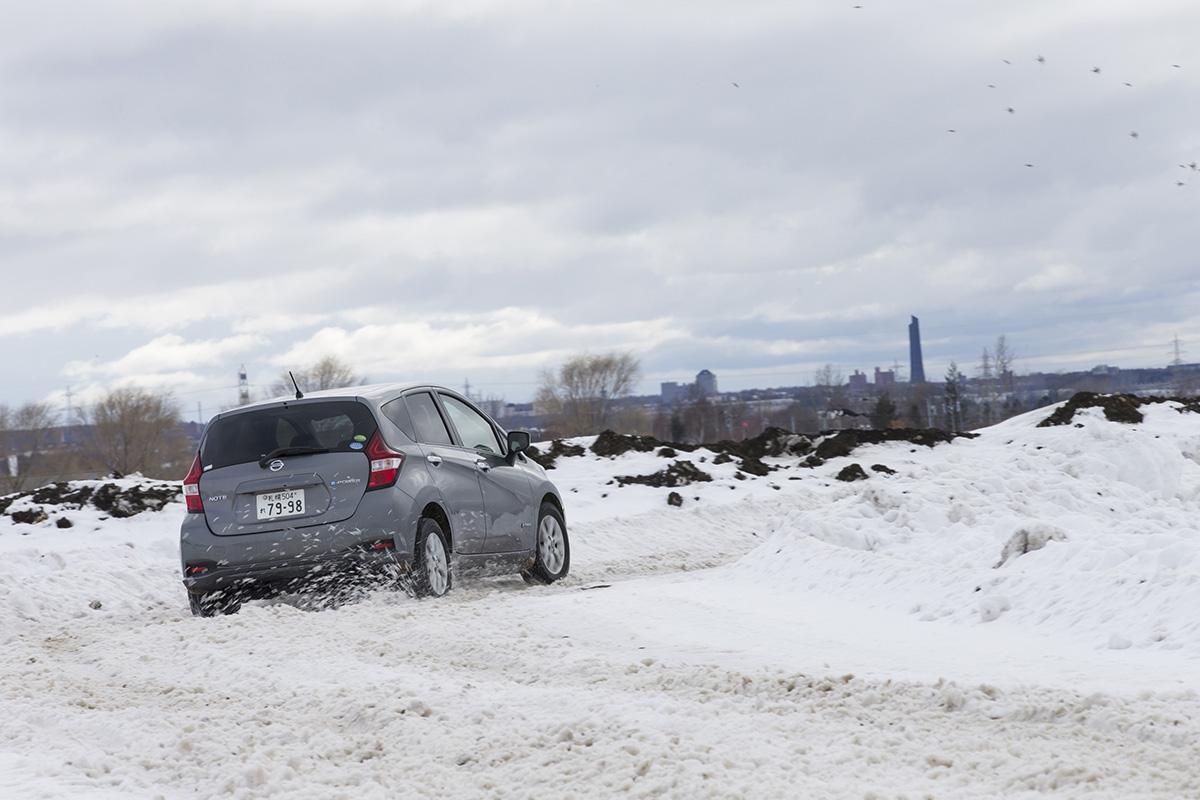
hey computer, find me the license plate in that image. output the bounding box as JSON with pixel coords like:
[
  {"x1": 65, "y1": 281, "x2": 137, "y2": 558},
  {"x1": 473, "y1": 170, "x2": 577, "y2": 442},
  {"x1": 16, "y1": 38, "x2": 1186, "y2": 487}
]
[{"x1": 256, "y1": 489, "x2": 306, "y2": 520}]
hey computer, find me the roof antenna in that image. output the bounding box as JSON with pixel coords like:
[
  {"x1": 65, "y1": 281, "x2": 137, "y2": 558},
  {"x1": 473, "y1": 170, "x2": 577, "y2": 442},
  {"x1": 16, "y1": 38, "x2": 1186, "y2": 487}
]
[{"x1": 289, "y1": 371, "x2": 304, "y2": 399}]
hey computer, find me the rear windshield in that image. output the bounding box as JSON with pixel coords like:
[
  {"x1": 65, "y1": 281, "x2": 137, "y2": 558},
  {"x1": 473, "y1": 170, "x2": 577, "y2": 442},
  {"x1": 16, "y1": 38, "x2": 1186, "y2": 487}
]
[{"x1": 201, "y1": 401, "x2": 378, "y2": 470}]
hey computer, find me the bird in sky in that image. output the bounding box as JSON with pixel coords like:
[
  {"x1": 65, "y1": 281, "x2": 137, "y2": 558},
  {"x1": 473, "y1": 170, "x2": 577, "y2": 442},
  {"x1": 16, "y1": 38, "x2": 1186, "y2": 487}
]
[
  {"x1": 1092, "y1": 66, "x2": 1102, "y2": 74},
  {"x1": 1177, "y1": 181, "x2": 1186, "y2": 187},
  {"x1": 731, "y1": 82, "x2": 739, "y2": 88},
  {"x1": 987, "y1": 84, "x2": 997, "y2": 89},
  {"x1": 1007, "y1": 107, "x2": 1015, "y2": 114},
  {"x1": 1036, "y1": 55, "x2": 1046, "y2": 64},
  {"x1": 1190, "y1": 161, "x2": 1197, "y2": 171},
  {"x1": 947, "y1": 129, "x2": 957, "y2": 133},
  {"x1": 1002, "y1": 59, "x2": 1011, "y2": 65},
  {"x1": 1173, "y1": 64, "x2": 1182, "y2": 68},
  {"x1": 1130, "y1": 131, "x2": 1139, "y2": 139},
  {"x1": 1025, "y1": 163, "x2": 1035, "y2": 168}
]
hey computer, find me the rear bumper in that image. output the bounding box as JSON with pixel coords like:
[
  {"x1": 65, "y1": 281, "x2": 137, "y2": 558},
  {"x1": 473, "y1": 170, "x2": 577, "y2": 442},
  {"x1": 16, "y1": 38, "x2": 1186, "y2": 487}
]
[
  {"x1": 182, "y1": 546, "x2": 411, "y2": 598},
  {"x1": 180, "y1": 485, "x2": 422, "y2": 598}
]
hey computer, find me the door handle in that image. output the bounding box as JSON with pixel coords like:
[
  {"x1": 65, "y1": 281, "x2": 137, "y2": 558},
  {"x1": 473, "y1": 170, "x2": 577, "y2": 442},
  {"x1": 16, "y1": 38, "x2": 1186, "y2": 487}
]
[
  {"x1": 474, "y1": 459, "x2": 491, "y2": 472},
  {"x1": 426, "y1": 454, "x2": 443, "y2": 466}
]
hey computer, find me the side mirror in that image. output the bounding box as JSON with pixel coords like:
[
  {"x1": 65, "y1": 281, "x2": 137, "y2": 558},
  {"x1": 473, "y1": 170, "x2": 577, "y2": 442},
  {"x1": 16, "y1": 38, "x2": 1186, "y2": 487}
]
[{"x1": 506, "y1": 430, "x2": 531, "y2": 460}]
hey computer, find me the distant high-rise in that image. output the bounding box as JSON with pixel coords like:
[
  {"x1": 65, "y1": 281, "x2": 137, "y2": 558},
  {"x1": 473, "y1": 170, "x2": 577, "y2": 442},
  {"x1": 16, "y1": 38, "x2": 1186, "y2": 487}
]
[
  {"x1": 908, "y1": 316, "x2": 926, "y2": 384},
  {"x1": 696, "y1": 369, "x2": 719, "y2": 397}
]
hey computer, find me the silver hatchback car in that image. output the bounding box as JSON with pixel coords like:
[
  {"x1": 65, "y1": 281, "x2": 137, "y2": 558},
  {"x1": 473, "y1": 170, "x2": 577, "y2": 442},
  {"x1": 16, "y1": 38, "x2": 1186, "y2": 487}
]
[{"x1": 180, "y1": 383, "x2": 569, "y2": 616}]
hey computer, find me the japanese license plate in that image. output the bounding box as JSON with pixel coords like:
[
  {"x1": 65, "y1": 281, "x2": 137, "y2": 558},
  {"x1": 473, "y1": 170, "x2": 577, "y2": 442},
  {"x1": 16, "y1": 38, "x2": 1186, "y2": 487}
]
[{"x1": 256, "y1": 489, "x2": 305, "y2": 519}]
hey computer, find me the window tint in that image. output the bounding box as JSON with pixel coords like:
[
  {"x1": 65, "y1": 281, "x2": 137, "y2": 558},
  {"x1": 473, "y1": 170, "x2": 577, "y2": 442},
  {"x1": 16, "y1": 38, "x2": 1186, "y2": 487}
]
[
  {"x1": 406, "y1": 392, "x2": 453, "y2": 445},
  {"x1": 202, "y1": 401, "x2": 377, "y2": 470},
  {"x1": 381, "y1": 398, "x2": 416, "y2": 440},
  {"x1": 440, "y1": 394, "x2": 502, "y2": 454}
]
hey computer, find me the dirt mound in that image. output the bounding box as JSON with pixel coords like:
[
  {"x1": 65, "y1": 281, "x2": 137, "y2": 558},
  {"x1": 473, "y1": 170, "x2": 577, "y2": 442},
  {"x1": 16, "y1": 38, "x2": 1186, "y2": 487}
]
[
  {"x1": 814, "y1": 428, "x2": 973, "y2": 461},
  {"x1": 525, "y1": 439, "x2": 586, "y2": 469},
  {"x1": 835, "y1": 463, "x2": 869, "y2": 482},
  {"x1": 591, "y1": 430, "x2": 669, "y2": 457},
  {"x1": 615, "y1": 460, "x2": 714, "y2": 488},
  {"x1": 1038, "y1": 392, "x2": 1200, "y2": 427},
  {"x1": 1, "y1": 479, "x2": 181, "y2": 522}
]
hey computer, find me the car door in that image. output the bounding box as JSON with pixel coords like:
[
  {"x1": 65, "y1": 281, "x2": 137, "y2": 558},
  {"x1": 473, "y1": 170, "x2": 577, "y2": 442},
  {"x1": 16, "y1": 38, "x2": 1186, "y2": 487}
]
[
  {"x1": 437, "y1": 392, "x2": 536, "y2": 554},
  {"x1": 403, "y1": 390, "x2": 488, "y2": 555}
]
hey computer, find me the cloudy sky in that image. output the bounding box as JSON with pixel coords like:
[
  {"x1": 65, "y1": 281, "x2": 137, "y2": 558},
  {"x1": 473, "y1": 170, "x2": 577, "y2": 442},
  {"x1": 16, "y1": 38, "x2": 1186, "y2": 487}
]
[{"x1": 2, "y1": 0, "x2": 1198, "y2": 420}]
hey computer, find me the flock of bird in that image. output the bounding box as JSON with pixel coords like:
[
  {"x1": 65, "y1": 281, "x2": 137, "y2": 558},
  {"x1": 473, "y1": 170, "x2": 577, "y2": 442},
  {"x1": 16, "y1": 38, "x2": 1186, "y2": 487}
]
[
  {"x1": 947, "y1": 55, "x2": 1190, "y2": 185},
  {"x1": 844, "y1": 6, "x2": 1190, "y2": 187}
]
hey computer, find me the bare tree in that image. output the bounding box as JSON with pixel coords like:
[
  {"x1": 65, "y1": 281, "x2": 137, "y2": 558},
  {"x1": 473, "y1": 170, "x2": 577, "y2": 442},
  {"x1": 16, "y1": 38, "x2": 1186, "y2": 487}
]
[
  {"x1": 0, "y1": 402, "x2": 58, "y2": 492},
  {"x1": 82, "y1": 388, "x2": 187, "y2": 478},
  {"x1": 994, "y1": 335, "x2": 1015, "y2": 392},
  {"x1": 271, "y1": 355, "x2": 364, "y2": 396},
  {"x1": 812, "y1": 364, "x2": 844, "y2": 387},
  {"x1": 535, "y1": 352, "x2": 641, "y2": 436},
  {"x1": 943, "y1": 361, "x2": 965, "y2": 431}
]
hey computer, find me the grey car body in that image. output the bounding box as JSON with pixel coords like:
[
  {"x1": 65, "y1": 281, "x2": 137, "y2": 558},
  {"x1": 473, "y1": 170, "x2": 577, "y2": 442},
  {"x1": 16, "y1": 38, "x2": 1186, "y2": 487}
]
[{"x1": 180, "y1": 383, "x2": 564, "y2": 606}]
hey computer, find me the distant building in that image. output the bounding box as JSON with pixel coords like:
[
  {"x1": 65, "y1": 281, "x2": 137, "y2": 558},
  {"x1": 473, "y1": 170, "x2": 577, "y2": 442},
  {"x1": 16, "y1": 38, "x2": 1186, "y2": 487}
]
[
  {"x1": 874, "y1": 367, "x2": 896, "y2": 387},
  {"x1": 848, "y1": 370, "x2": 869, "y2": 390},
  {"x1": 660, "y1": 382, "x2": 688, "y2": 404},
  {"x1": 909, "y1": 316, "x2": 927, "y2": 384},
  {"x1": 696, "y1": 370, "x2": 719, "y2": 397}
]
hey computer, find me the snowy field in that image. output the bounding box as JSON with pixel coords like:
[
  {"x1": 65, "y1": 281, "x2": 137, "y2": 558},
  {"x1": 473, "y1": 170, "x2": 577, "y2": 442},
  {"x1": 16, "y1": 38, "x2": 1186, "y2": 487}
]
[{"x1": 2, "y1": 401, "x2": 1200, "y2": 798}]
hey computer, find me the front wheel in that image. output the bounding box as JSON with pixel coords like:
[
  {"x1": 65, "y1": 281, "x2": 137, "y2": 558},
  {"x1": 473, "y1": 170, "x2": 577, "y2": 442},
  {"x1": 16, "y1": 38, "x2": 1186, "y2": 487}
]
[{"x1": 523, "y1": 502, "x2": 570, "y2": 585}]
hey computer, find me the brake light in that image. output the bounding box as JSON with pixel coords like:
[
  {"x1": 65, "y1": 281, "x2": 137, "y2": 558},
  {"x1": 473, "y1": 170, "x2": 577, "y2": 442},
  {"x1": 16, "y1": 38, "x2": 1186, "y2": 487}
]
[
  {"x1": 365, "y1": 431, "x2": 404, "y2": 490},
  {"x1": 183, "y1": 451, "x2": 204, "y2": 513}
]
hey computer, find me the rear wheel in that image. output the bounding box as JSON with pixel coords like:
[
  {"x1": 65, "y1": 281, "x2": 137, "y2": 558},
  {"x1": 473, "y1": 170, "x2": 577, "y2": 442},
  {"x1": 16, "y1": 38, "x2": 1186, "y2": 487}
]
[
  {"x1": 188, "y1": 590, "x2": 241, "y2": 617},
  {"x1": 412, "y1": 516, "x2": 452, "y2": 598},
  {"x1": 523, "y1": 502, "x2": 570, "y2": 585}
]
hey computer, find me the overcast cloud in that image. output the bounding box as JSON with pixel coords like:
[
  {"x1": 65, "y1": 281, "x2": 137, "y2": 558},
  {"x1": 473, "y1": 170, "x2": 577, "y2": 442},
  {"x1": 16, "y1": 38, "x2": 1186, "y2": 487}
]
[{"x1": 2, "y1": 0, "x2": 1198, "y2": 418}]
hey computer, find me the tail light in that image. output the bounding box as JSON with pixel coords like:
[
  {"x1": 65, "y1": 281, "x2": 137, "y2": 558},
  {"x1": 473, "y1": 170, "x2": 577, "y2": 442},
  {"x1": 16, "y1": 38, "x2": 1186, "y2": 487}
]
[
  {"x1": 183, "y1": 451, "x2": 204, "y2": 513},
  {"x1": 365, "y1": 431, "x2": 404, "y2": 490}
]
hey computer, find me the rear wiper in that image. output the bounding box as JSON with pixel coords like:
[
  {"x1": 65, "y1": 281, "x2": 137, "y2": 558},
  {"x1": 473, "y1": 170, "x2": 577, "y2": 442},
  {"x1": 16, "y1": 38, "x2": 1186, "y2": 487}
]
[{"x1": 258, "y1": 446, "x2": 330, "y2": 469}]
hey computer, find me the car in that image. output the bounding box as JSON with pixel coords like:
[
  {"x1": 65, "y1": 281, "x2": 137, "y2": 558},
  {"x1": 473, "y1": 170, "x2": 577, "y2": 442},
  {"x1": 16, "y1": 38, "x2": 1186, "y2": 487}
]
[{"x1": 180, "y1": 383, "x2": 569, "y2": 616}]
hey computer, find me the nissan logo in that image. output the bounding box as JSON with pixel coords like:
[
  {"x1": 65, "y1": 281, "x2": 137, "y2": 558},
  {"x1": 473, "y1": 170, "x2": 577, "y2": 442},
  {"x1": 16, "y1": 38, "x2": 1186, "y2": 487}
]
[{"x1": 269, "y1": 459, "x2": 285, "y2": 472}]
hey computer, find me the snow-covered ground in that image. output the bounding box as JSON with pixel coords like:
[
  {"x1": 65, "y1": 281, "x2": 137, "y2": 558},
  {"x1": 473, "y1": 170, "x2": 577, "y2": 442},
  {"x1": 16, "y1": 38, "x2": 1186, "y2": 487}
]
[{"x1": 2, "y1": 402, "x2": 1199, "y2": 798}]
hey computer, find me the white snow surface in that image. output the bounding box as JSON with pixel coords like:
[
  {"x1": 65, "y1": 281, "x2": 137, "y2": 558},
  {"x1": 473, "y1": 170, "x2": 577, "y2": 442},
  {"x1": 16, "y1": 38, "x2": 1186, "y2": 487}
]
[{"x1": 2, "y1": 402, "x2": 1200, "y2": 798}]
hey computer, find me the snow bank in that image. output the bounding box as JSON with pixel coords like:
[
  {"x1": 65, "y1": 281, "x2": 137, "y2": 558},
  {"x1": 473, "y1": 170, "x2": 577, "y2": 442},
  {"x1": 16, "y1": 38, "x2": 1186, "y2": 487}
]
[{"x1": 733, "y1": 402, "x2": 1200, "y2": 656}]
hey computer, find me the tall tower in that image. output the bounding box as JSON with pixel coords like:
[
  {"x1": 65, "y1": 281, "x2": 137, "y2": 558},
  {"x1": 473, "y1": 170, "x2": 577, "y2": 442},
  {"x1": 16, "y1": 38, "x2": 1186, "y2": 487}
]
[{"x1": 908, "y1": 316, "x2": 926, "y2": 384}]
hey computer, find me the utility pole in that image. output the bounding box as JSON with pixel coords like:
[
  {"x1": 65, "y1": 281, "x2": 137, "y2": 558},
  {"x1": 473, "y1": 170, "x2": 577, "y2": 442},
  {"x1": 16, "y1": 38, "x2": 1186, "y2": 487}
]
[
  {"x1": 197, "y1": 401, "x2": 203, "y2": 425},
  {"x1": 1171, "y1": 336, "x2": 1185, "y2": 367},
  {"x1": 463, "y1": 378, "x2": 471, "y2": 400},
  {"x1": 64, "y1": 385, "x2": 74, "y2": 445},
  {"x1": 238, "y1": 364, "x2": 250, "y2": 405}
]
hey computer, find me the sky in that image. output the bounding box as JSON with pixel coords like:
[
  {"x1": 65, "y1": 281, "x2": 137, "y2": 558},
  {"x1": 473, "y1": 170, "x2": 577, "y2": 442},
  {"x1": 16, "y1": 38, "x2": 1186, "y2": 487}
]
[{"x1": 1, "y1": 0, "x2": 1198, "y2": 421}]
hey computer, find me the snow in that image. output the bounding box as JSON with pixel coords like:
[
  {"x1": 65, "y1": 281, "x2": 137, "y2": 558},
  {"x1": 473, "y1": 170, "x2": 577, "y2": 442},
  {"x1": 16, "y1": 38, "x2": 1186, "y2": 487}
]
[{"x1": 2, "y1": 402, "x2": 1200, "y2": 797}]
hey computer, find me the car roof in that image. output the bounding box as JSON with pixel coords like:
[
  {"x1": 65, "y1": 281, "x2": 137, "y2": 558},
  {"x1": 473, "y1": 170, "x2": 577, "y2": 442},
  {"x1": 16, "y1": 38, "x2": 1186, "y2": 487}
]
[{"x1": 216, "y1": 382, "x2": 454, "y2": 419}]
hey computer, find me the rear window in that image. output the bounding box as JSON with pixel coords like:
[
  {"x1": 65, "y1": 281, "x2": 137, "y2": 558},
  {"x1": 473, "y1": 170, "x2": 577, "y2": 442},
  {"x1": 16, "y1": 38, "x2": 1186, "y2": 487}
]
[{"x1": 201, "y1": 401, "x2": 379, "y2": 470}]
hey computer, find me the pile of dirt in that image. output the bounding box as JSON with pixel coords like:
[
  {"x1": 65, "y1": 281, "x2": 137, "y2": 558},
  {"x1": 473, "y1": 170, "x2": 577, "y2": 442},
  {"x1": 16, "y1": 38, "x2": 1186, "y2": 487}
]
[
  {"x1": 592, "y1": 430, "x2": 685, "y2": 457},
  {"x1": 835, "y1": 463, "x2": 869, "y2": 482},
  {"x1": 0, "y1": 479, "x2": 181, "y2": 523},
  {"x1": 525, "y1": 439, "x2": 586, "y2": 470},
  {"x1": 1038, "y1": 392, "x2": 1200, "y2": 427},
  {"x1": 811, "y1": 428, "x2": 974, "y2": 463},
  {"x1": 590, "y1": 427, "x2": 809, "y2": 462},
  {"x1": 615, "y1": 460, "x2": 714, "y2": 488}
]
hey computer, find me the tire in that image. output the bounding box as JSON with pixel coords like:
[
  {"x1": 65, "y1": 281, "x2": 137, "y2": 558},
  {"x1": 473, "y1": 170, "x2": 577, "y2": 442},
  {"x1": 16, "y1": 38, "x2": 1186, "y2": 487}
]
[
  {"x1": 522, "y1": 502, "x2": 570, "y2": 585},
  {"x1": 412, "y1": 516, "x2": 452, "y2": 598},
  {"x1": 188, "y1": 590, "x2": 241, "y2": 617}
]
